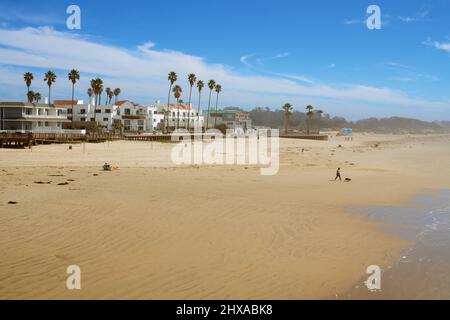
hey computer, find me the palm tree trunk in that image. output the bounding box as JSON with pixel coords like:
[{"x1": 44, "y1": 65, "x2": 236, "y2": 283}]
[
  {"x1": 284, "y1": 114, "x2": 287, "y2": 134},
  {"x1": 187, "y1": 85, "x2": 193, "y2": 130},
  {"x1": 166, "y1": 84, "x2": 172, "y2": 133},
  {"x1": 71, "y1": 83, "x2": 75, "y2": 126},
  {"x1": 307, "y1": 116, "x2": 311, "y2": 135},
  {"x1": 48, "y1": 86, "x2": 51, "y2": 106},
  {"x1": 197, "y1": 93, "x2": 202, "y2": 132},
  {"x1": 176, "y1": 101, "x2": 180, "y2": 129},
  {"x1": 206, "y1": 90, "x2": 212, "y2": 130},
  {"x1": 214, "y1": 93, "x2": 220, "y2": 128}
]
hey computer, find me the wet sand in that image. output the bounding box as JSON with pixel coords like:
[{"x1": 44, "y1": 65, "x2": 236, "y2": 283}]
[
  {"x1": 343, "y1": 190, "x2": 450, "y2": 299},
  {"x1": 1, "y1": 134, "x2": 450, "y2": 299}
]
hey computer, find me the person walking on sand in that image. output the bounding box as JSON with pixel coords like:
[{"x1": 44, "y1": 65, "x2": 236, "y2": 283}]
[{"x1": 335, "y1": 167, "x2": 342, "y2": 181}]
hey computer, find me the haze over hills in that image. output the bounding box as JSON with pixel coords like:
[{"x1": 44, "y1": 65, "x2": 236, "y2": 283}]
[{"x1": 246, "y1": 107, "x2": 450, "y2": 134}]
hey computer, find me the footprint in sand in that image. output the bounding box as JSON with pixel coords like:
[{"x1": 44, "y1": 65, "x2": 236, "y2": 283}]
[
  {"x1": 8, "y1": 201, "x2": 18, "y2": 205},
  {"x1": 34, "y1": 181, "x2": 52, "y2": 184},
  {"x1": 57, "y1": 182, "x2": 69, "y2": 186}
]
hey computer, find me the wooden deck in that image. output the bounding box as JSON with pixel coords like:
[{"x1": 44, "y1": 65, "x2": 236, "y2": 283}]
[
  {"x1": 280, "y1": 134, "x2": 328, "y2": 141},
  {"x1": 0, "y1": 132, "x2": 122, "y2": 148},
  {"x1": 0, "y1": 133, "x2": 33, "y2": 148}
]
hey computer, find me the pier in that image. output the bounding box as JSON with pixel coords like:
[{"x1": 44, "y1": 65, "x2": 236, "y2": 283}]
[{"x1": 280, "y1": 134, "x2": 328, "y2": 141}]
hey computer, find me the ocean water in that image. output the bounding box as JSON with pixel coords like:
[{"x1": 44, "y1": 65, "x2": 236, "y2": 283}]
[{"x1": 342, "y1": 190, "x2": 450, "y2": 299}]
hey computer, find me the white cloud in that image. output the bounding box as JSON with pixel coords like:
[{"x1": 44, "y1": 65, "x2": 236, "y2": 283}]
[
  {"x1": 423, "y1": 38, "x2": 450, "y2": 53},
  {"x1": 0, "y1": 26, "x2": 448, "y2": 120},
  {"x1": 398, "y1": 6, "x2": 431, "y2": 23}
]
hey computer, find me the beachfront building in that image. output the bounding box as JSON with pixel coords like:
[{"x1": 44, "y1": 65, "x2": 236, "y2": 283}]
[
  {"x1": 153, "y1": 101, "x2": 204, "y2": 130},
  {"x1": 114, "y1": 100, "x2": 147, "y2": 132},
  {"x1": 54, "y1": 99, "x2": 118, "y2": 130},
  {"x1": 203, "y1": 109, "x2": 252, "y2": 131},
  {"x1": 0, "y1": 101, "x2": 69, "y2": 132}
]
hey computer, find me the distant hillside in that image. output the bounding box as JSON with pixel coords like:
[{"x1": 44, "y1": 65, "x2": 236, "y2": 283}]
[{"x1": 248, "y1": 107, "x2": 450, "y2": 133}]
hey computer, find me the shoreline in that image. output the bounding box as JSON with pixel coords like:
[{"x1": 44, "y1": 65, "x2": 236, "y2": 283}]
[{"x1": 1, "y1": 134, "x2": 450, "y2": 299}]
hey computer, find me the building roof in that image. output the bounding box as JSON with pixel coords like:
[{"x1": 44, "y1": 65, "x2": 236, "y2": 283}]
[
  {"x1": 115, "y1": 100, "x2": 132, "y2": 106},
  {"x1": 0, "y1": 102, "x2": 58, "y2": 108},
  {"x1": 0, "y1": 102, "x2": 29, "y2": 106},
  {"x1": 167, "y1": 103, "x2": 192, "y2": 110},
  {"x1": 53, "y1": 100, "x2": 83, "y2": 106}
]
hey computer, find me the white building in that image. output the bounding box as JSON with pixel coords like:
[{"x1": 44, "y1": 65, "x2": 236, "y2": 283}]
[
  {"x1": 153, "y1": 101, "x2": 204, "y2": 130},
  {"x1": 0, "y1": 102, "x2": 69, "y2": 132},
  {"x1": 52, "y1": 99, "x2": 205, "y2": 133},
  {"x1": 53, "y1": 99, "x2": 117, "y2": 130}
]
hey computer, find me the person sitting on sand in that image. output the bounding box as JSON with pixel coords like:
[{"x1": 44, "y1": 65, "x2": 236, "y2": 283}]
[
  {"x1": 102, "y1": 162, "x2": 111, "y2": 171},
  {"x1": 335, "y1": 168, "x2": 342, "y2": 181}
]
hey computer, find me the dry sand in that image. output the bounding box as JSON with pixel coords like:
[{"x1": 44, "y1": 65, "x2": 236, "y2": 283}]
[{"x1": 1, "y1": 133, "x2": 450, "y2": 299}]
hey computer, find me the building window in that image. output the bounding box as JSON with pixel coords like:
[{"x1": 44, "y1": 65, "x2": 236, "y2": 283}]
[
  {"x1": 125, "y1": 109, "x2": 131, "y2": 115},
  {"x1": 90, "y1": 118, "x2": 95, "y2": 121},
  {"x1": 95, "y1": 109, "x2": 101, "y2": 113},
  {"x1": 138, "y1": 120, "x2": 144, "y2": 125},
  {"x1": 153, "y1": 111, "x2": 157, "y2": 114},
  {"x1": 68, "y1": 109, "x2": 73, "y2": 114},
  {"x1": 80, "y1": 118, "x2": 85, "y2": 122},
  {"x1": 103, "y1": 118, "x2": 108, "y2": 122},
  {"x1": 80, "y1": 109, "x2": 86, "y2": 114},
  {"x1": 44, "y1": 122, "x2": 49, "y2": 126},
  {"x1": 105, "y1": 109, "x2": 111, "y2": 113}
]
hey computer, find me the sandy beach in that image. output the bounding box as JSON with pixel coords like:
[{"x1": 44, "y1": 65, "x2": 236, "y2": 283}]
[{"x1": 1, "y1": 133, "x2": 450, "y2": 299}]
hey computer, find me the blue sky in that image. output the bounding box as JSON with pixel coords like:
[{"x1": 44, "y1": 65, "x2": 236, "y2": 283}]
[{"x1": 0, "y1": 0, "x2": 449, "y2": 120}]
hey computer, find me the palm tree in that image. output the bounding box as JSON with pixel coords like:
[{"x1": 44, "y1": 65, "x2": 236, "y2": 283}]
[
  {"x1": 172, "y1": 85, "x2": 182, "y2": 129},
  {"x1": 206, "y1": 79, "x2": 216, "y2": 129},
  {"x1": 282, "y1": 103, "x2": 293, "y2": 134},
  {"x1": 316, "y1": 110, "x2": 323, "y2": 134},
  {"x1": 87, "y1": 88, "x2": 93, "y2": 105},
  {"x1": 166, "y1": 72, "x2": 177, "y2": 133},
  {"x1": 90, "y1": 79, "x2": 97, "y2": 105},
  {"x1": 96, "y1": 80, "x2": 104, "y2": 105},
  {"x1": 90, "y1": 78, "x2": 103, "y2": 122},
  {"x1": 213, "y1": 84, "x2": 222, "y2": 128},
  {"x1": 27, "y1": 90, "x2": 35, "y2": 103},
  {"x1": 196, "y1": 80, "x2": 204, "y2": 131},
  {"x1": 107, "y1": 89, "x2": 114, "y2": 104},
  {"x1": 23, "y1": 72, "x2": 34, "y2": 99},
  {"x1": 187, "y1": 73, "x2": 197, "y2": 130},
  {"x1": 113, "y1": 88, "x2": 121, "y2": 104},
  {"x1": 68, "y1": 69, "x2": 80, "y2": 125},
  {"x1": 105, "y1": 88, "x2": 112, "y2": 104},
  {"x1": 44, "y1": 71, "x2": 56, "y2": 105},
  {"x1": 306, "y1": 105, "x2": 314, "y2": 135},
  {"x1": 34, "y1": 92, "x2": 41, "y2": 103}
]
